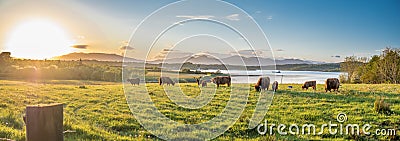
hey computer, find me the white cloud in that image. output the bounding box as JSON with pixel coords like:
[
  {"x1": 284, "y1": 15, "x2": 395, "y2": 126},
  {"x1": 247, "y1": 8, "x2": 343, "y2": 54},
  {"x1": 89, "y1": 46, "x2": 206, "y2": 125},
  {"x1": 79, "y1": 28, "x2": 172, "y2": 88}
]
[
  {"x1": 267, "y1": 16, "x2": 273, "y2": 21},
  {"x1": 119, "y1": 40, "x2": 133, "y2": 50},
  {"x1": 225, "y1": 14, "x2": 240, "y2": 21},
  {"x1": 152, "y1": 48, "x2": 192, "y2": 60},
  {"x1": 162, "y1": 48, "x2": 176, "y2": 52},
  {"x1": 199, "y1": 51, "x2": 232, "y2": 59},
  {"x1": 176, "y1": 15, "x2": 214, "y2": 20},
  {"x1": 231, "y1": 49, "x2": 270, "y2": 58}
]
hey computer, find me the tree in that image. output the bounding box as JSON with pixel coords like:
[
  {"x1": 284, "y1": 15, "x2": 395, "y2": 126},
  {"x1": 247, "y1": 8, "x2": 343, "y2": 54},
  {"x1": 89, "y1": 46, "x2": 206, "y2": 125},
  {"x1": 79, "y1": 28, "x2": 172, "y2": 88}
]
[
  {"x1": 0, "y1": 52, "x2": 11, "y2": 65},
  {"x1": 181, "y1": 68, "x2": 192, "y2": 73},
  {"x1": 0, "y1": 52, "x2": 12, "y2": 73},
  {"x1": 377, "y1": 47, "x2": 400, "y2": 83},
  {"x1": 360, "y1": 55, "x2": 381, "y2": 83},
  {"x1": 349, "y1": 47, "x2": 400, "y2": 84},
  {"x1": 0, "y1": 52, "x2": 11, "y2": 60},
  {"x1": 340, "y1": 56, "x2": 365, "y2": 83}
]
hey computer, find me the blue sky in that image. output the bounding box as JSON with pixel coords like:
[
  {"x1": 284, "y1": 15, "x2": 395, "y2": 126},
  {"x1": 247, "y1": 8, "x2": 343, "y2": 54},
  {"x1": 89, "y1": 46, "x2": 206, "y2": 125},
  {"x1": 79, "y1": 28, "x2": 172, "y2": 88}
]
[{"x1": 0, "y1": 0, "x2": 399, "y2": 62}]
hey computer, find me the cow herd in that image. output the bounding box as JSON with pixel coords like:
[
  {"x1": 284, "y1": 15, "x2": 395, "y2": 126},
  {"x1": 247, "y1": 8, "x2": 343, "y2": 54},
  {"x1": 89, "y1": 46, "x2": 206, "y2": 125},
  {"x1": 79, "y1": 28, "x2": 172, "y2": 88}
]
[
  {"x1": 301, "y1": 78, "x2": 340, "y2": 92},
  {"x1": 127, "y1": 76, "x2": 340, "y2": 92}
]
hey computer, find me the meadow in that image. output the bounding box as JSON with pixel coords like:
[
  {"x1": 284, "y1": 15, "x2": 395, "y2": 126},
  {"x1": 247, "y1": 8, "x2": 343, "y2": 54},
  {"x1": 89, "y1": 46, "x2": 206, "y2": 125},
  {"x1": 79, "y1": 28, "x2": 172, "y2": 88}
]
[{"x1": 0, "y1": 80, "x2": 399, "y2": 140}]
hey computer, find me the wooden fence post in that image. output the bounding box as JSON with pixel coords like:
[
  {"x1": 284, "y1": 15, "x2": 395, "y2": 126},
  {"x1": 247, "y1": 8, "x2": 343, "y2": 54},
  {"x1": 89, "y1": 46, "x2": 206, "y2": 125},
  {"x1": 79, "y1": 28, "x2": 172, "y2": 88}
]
[{"x1": 25, "y1": 103, "x2": 63, "y2": 141}]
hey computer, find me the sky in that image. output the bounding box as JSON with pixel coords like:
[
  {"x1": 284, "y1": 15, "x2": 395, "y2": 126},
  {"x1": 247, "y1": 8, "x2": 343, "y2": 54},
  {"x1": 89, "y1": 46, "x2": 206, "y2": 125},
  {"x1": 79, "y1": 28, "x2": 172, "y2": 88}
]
[{"x1": 0, "y1": 0, "x2": 399, "y2": 62}]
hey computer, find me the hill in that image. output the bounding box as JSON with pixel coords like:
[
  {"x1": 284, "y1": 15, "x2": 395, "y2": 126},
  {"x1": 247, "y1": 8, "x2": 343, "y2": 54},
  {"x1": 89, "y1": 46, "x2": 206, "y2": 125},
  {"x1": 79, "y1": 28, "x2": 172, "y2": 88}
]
[
  {"x1": 52, "y1": 52, "x2": 325, "y2": 66},
  {"x1": 274, "y1": 63, "x2": 340, "y2": 72},
  {"x1": 52, "y1": 52, "x2": 142, "y2": 62},
  {"x1": 149, "y1": 55, "x2": 323, "y2": 65}
]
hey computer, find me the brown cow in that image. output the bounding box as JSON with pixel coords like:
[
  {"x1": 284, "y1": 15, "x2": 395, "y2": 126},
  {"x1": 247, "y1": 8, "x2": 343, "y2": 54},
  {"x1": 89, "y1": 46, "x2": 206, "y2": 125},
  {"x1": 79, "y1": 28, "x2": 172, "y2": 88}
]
[
  {"x1": 159, "y1": 77, "x2": 175, "y2": 86},
  {"x1": 211, "y1": 76, "x2": 231, "y2": 87},
  {"x1": 302, "y1": 81, "x2": 316, "y2": 90},
  {"x1": 254, "y1": 77, "x2": 270, "y2": 92},
  {"x1": 201, "y1": 80, "x2": 207, "y2": 87},
  {"x1": 195, "y1": 77, "x2": 207, "y2": 87},
  {"x1": 325, "y1": 78, "x2": 340, "y2": 92},
  {"x1": 272, "y1": 81, "x2": 278, "y2": 92},
  {"x1": 127, "y1": 78, "x2": 140, "y2": 85}
]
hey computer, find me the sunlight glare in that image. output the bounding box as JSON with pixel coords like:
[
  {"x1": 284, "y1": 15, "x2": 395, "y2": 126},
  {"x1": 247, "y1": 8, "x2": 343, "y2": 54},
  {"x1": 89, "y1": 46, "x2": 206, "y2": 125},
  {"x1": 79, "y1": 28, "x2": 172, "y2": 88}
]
[{"x1": 6, "y1": 20, "x2": 74, "y2": 59}]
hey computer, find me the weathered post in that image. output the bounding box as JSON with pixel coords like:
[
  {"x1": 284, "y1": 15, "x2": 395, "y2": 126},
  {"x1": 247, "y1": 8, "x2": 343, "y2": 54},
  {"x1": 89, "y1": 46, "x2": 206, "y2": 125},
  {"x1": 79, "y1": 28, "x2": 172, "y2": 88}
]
[{"x1": 25, "y1": 103, "x2": 63, "y2": 141}]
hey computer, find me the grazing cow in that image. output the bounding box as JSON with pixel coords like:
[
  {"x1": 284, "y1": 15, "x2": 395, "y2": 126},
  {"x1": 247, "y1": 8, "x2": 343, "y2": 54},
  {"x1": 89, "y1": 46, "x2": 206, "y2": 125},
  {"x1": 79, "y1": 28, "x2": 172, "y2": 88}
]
[
  {"x1": 325, "y1": 78, "x2": 340, "y2": 92},
  {"x1": 302, "y1": 81, "x2": 316, "y2": 90},
  {"x1": 127, "y1": 78, "x2": 140, "y2": 85},
  {"x1": 211, "y1": 76, "x2": 231, "y2": 87},
  {"x1": 254, "y1": 77, "x2": 270, "y2": 92},
  {"x1": 272, "y1": 81, "x2": 278, "y2": 92},
  {"x1": 201, "y1": 80, "x2": 207, "y2": 87},
  {"x1": 195, "y1": 77, "x2": 207, "y2": 87},
  {"x1": 159, "y1": 77, "x2": 175, "y2": 86}
]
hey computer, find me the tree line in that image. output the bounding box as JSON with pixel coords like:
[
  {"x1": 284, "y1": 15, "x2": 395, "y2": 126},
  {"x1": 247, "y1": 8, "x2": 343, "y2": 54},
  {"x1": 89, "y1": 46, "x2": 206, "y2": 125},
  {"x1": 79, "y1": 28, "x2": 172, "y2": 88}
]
[
  {"x1": 0, "y1": 57, "x2": 126, "y2": 82},
  {"x1": 340, "y1": 47, "x2": 400, "y2": 84}
]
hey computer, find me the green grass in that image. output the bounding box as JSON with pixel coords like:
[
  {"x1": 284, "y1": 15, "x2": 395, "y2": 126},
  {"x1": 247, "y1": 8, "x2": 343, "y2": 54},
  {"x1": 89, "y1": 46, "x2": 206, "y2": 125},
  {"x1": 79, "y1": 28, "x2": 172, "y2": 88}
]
[{"x1": 0, "y1": 80, "x2": 399, "y2": 140}]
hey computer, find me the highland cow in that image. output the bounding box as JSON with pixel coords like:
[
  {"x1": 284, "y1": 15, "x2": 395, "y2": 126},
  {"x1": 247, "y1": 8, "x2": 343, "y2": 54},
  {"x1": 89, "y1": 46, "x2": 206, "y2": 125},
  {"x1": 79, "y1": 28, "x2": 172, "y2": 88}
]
[
  {"x1": 325, "y1": 78, "x2": 340, "y2": 92},
  {"x1": 272, "y1": 81, "x2": 278, "y2": 92},
  {"x1": 201, "y1": 80, "x2": 207, "y2": 87},
  {"x1": 302, "y1": 81, "x2": 316, "y2": 90},
  {"x1": 254, "y1": 77, "x2": 270, "y2": 92},
  {"x1": 127, "y1": 78, "x2": 140, "y2": 85},
  {"x1": 159, "y1": 77, "x2": 175, "y2": 86},
  {"x1": 195, "y1": 77, "x2": 207, "y2": 87},
  {"x1": 211, "y1": 76, "x2": 231, "y2": 87}
]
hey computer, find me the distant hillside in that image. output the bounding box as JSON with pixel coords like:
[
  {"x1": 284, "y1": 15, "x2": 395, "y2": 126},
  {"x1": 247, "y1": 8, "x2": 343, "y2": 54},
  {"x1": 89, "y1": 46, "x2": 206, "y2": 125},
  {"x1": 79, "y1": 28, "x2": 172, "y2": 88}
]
[
  {"x1": 149, "y1": 55, "x2": 322, "y2": 65},
  {"x1": 145, "y1": 62, "x2": 340, "y2": 72},
  {"x1": 52, "y1": 52, "x2": 142, "y2": 62},
  {"x1": 150, "y1": 55, "x2": 223, "y2": 64},
  {"x1": 51, "y1": 52, "x2": 336, "y2": 71},
  {"x1": 274, "y1": 63, "x2": 340, "y2": 72}
]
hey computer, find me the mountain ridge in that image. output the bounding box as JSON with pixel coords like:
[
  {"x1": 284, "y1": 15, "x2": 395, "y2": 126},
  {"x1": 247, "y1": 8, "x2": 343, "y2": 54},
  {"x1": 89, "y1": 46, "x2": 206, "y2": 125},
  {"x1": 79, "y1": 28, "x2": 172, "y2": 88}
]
[
  {"x1": 52, "y1": 52, "x2": 141, "y2": 62},
  {"x1": 53, "y1": 52, "x2": 325, "y2": 65}
]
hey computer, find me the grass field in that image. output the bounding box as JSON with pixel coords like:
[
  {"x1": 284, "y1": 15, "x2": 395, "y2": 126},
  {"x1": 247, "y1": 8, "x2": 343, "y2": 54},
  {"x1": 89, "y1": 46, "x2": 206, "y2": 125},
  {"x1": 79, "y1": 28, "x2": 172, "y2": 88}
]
[{"x1": 0, "y1": 80, "x2": 399, "y2": 140}]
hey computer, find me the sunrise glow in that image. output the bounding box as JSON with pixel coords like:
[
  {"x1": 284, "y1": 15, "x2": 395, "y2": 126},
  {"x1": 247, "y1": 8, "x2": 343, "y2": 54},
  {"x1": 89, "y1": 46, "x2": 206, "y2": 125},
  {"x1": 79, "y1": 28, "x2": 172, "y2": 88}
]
[{"x1": 6, "y1": 20, "x2": 74, "y2": 59}]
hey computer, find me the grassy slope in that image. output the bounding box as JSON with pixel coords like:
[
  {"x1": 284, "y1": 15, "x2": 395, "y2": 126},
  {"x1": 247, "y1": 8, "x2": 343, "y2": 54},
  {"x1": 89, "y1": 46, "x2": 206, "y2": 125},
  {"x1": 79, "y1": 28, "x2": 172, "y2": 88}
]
[{"x1": 0, "y1": 80, "x2": 399, "y2": 140}]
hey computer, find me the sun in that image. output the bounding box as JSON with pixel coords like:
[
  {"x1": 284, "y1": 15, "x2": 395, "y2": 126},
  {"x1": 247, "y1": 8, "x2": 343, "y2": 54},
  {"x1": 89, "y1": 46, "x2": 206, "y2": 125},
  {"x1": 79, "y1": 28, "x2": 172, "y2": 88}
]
[{"x1": 6, "y1": 20, "x2": 74, "y2": 59}]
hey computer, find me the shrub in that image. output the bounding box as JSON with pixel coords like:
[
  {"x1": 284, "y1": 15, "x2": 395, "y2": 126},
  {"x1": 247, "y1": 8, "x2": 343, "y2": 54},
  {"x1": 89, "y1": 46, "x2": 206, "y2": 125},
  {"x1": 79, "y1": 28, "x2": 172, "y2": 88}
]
[
  {"x1": 180, "y1": 68, "x2": 192, "y2": 73},
  {"x1": 374, "y1": 97, "x2": 392, "y2": 115},
  {"x1": 339, "y1": 74, "x2": 348, "y2": 83}
]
